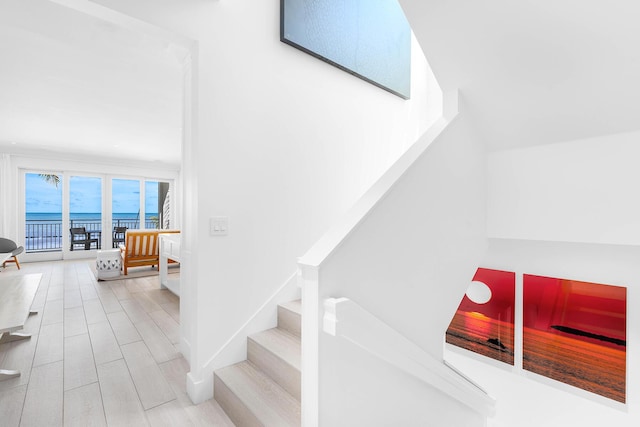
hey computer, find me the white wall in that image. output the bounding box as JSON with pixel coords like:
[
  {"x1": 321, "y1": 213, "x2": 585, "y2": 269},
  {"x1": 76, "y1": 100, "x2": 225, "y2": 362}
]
[
  {"x1": 460, "y1": 133, "x2": 640, "y2": 425},
  {"x1": 322, "y1": 333, "x2": 485, "y2": 427},
  {"x1": 446, "y1": 238, "x2": 640, "y2": 427},
  {"x1": 488, "y1": 130, "x2": 640, "y2": 245},
  {"x1": 89, "y1": 0, "x2": 442, "y2": 401},
  {"x1": 315, "y1": 112, "x2": 488, "y2": 424}
]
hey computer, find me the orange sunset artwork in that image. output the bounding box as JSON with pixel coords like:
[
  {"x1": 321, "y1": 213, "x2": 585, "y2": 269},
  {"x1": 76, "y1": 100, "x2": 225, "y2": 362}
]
[
  {"x1": 446, "y1": 269, "x2": 627, "y2": 403},
  {"x1": 446, "y1": 268, "x2": 516, "y2": 365},
  {"x1": 523, "y1": 275, "x2": 626, "y2": 403}
]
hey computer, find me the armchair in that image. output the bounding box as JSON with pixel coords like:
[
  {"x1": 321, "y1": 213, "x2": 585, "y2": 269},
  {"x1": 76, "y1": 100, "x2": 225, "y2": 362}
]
[
  {"x1": 0, "y1": 238, "x2": 24, "y2": 270},
  {"x1": 120, "y1": 229, "x2": 179, "y2": 275},
  {"x1": 70, "y1": 227, "x2": 99, "y2": 251}
]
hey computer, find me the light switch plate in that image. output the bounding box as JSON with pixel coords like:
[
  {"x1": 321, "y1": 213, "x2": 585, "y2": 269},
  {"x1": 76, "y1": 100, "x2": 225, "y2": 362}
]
[{"x1": 210, "y1": 216, "x2": 228, "y2": 236}]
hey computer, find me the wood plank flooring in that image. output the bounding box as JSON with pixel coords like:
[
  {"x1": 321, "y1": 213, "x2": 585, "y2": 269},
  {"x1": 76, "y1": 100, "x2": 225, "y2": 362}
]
[{"x1": 0, "y1": 259, "x2": 234, "y2": 427}]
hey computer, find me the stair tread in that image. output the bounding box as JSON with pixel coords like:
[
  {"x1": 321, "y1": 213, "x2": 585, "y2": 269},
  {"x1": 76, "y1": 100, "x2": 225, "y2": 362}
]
[
  {"x1": 249, "y1": 328, "x2": 301, "y2": 371},
  {"x1": 279, "y1": 299, "x2": 301, "y2": 315},
  {"x1": 215, "y1": 361, "x2": 300, "y2": 426}
]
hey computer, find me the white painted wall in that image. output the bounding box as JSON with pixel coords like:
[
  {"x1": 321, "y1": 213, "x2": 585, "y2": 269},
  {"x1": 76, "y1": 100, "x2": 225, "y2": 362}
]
[
  {"x1": 488, "y1": 130, "x2": 640, "y2": 245},
  {"x1": 314, "y1": 112, "x2": 488, "y2": 424},
  {"x1": 322, "y1": 297, "x2": 494, "y2": 425},
  {"x1": 454, "y1": 132, "x2": 640, "y2": 425},
  {"x1": 322, "y1": 334, "x2": 485, "y2": 427},
  {"x1": 89, "y1": 0, "x2": 442, "y2": 401},
  {"x1": 446, "y1": 238, "x2": 640, "y2": 427}
]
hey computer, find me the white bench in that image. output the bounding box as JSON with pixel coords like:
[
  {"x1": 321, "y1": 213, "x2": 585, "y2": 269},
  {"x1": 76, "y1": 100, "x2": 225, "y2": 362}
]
[
  {"x1": 159, "y1": 233, "x2": 180, "y2": 296},
  {"x1": 0, "y1": 274, "x2": 41, "y2": 380}
]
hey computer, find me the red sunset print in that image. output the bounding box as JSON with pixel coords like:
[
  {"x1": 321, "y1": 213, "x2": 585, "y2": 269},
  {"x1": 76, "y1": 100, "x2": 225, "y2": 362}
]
[
  {"x1": 446, "y1": 268, "x2": 516, "y2": 365},
  {"x1": 523, "y1": 275, "x2": 626, "y2": 403}
]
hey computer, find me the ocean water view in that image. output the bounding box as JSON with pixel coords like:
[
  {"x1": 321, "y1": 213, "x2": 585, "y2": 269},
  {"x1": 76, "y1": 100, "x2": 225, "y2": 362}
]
[
  {"x1": 26, "y1": 212, "x2": 158, "y2": 221},
  {"x1": 25, "y1": 212, "x2": 160, "y2": 252}
]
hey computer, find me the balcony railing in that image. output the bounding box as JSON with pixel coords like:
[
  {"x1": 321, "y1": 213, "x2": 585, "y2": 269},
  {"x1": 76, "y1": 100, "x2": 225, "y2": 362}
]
[{"x1": 25, "y1": 218, "x2": 159, "y2": 252}]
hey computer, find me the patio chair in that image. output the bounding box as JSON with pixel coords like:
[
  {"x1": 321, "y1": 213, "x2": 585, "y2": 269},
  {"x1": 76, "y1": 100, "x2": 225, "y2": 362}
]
[
  {"x1": 70, "y1": 227, "x2": 99, "y2": 251},
  {"x1": 113, "y1": 226, "x2": 127, "y2": 248},
  {"x1": 120, "y1": 229, "x2": 179, "y2": 275},
  {"x1": 0, "y1": 237, "x2": 24, "y2": 270}
]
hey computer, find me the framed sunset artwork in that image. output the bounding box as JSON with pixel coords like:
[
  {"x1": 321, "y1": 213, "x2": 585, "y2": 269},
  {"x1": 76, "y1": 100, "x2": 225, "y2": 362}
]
[
  {"x1": 446, "y1": 268, "x2": 516, "y2": 365},
  {"x1": 523, "y1": 275, "x2": 627, "y2": 403}
]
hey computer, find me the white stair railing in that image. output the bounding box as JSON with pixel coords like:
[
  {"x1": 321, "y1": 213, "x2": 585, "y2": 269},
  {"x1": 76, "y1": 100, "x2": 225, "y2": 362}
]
[{"x1": 323, "y1": 297, "x2": 496, "y2": 417}]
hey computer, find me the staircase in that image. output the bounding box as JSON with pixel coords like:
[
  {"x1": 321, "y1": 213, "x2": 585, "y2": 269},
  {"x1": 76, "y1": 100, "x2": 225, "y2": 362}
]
[{"x1": 214, "y1": 300, "x2": 302, "y2": 426}]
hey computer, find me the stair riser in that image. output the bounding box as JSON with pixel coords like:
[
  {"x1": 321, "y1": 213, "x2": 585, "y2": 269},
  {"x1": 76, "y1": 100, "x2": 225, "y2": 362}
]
[
  {"x1": 214, "y1": 373, "x2": 263, "y2": 427},
  {"x1": 248, "y1": 337, "x2": 301, "y2": 401},
  {"x1": 278, "y1": 305, "x2": 301, "y2": 338}
]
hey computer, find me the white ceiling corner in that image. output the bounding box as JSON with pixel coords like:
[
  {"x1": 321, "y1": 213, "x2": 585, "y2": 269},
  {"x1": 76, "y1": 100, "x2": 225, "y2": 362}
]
[{"x1": 0, "y1": 0, "x2": 185, "y2": 167}]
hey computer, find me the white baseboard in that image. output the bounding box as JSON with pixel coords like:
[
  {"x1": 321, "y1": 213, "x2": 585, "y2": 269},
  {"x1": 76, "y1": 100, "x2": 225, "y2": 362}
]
[{"x1": 187, "y1": 371, "x2": 213, "y2": 404}]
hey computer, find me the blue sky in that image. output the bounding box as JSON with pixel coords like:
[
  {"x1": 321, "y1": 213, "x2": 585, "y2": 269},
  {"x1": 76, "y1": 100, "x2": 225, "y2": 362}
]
[
  {"x1": 25, "y1": 174, "x2": 62, "y2": 213},
  {"x1": 26, "y1": 174, "x2": 159, "y2": 214}
]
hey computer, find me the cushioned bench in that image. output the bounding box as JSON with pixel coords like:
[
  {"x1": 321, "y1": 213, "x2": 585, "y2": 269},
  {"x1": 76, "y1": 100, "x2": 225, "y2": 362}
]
[{"x1": 119, "y1": 229, "x2": 179, "y2": 275}]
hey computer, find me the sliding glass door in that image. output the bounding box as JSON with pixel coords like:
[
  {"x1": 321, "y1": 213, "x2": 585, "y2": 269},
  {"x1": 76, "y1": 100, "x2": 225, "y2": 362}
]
[
  {"x1": 22, "y1": 169, "x2": 174, "y2": 260},
  {"x1": 145, "y1": 180, "x2": 172, "y2": 229},
  {"x1": 112, "y1": 178, "x2": 141, "y2": 229},
  {"x1": 108, "y1": 178, "x2": 173, "y2": 247},
  {"x1": 69, "y1": 175, "x2": 103, "y2": 252},
  {"x1": 24, "y1": 172, "x2": 63, "y2": 253},
  {"x1": 110, "y1": 178, "x2": 140, "y2": 249}
]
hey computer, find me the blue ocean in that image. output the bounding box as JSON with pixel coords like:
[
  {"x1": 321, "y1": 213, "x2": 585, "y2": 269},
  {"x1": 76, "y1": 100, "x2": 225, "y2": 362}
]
[{"x1": 24, "y1": 212, "x2": 161, "y2": 251}]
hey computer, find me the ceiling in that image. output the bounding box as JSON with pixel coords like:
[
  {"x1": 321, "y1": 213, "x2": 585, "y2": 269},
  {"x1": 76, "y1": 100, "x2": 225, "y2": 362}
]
[
  {"x1": 401, "y1": 0, "x2": 640, "y2": 151},
  {"x1": 2, "y1": 0, "x2": 638, "y2": 167},
  {"x1": 0, "y1": 0, "x2": 185, "y2": 168}
]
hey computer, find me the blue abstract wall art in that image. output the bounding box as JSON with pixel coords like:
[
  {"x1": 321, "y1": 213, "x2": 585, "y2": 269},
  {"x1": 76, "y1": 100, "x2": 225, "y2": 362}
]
[{"x1": 281, "y1": 0, "x2": 412, "y2": 99}]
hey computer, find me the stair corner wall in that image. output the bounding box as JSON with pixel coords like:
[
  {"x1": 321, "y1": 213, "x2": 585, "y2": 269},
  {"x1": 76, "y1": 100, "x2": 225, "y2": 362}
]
[{"x1": 298, "y1": 98, "x2": 490, "y2": 426}]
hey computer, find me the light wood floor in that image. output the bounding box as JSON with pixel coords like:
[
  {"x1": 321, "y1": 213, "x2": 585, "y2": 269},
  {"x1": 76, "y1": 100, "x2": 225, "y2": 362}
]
[{"x1": 0, "y1": 259, "x2": 234, "y2": 427}]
